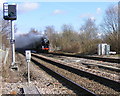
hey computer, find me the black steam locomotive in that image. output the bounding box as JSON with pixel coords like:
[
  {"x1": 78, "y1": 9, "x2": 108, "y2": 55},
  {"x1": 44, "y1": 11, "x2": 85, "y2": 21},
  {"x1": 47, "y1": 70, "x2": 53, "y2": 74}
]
[
  {"x1": 35, "y1": 37, "x2": 49, "y2": 53},
  {"x1": 15, "y1": 34, "x2": 49, "y2": 53}
]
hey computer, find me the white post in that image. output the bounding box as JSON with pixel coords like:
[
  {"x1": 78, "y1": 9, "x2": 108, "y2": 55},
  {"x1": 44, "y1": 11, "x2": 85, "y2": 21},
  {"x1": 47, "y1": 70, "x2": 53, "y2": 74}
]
[
  {"x1": 11, "y1": 20, "x2": 15, "y2": 66},
  {"x1": 27, "y1": 61, "x2": 30, "y2": 85},
  {"x1": 25, "y1": 50, "x2": 31, "y2": 85}
]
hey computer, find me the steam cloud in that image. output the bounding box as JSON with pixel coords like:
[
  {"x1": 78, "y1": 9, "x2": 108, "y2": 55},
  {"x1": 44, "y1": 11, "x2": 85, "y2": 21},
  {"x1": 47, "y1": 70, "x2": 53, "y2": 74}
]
[{"x1": 15, "y1": 32, "x2": 44, "y2": 49}]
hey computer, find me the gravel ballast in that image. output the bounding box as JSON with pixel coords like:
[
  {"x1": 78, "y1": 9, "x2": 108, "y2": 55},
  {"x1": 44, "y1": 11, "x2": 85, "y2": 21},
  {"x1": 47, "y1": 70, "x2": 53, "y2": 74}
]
[{"x1": 2, "y1": 53, "x2": 75, "y2": 95}]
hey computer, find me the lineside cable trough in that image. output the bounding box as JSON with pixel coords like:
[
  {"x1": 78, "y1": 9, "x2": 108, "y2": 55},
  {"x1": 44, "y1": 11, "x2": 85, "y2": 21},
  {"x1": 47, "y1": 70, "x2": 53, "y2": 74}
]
[{"x1": 23, "y1": 85, "x2": 41, "y2": 95}]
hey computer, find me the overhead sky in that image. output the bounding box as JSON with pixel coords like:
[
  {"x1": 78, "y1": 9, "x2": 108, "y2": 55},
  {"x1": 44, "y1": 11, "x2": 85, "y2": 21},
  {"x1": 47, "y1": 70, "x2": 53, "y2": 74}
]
[{"x1": 0, "y1": 0, "x2": 119, "y2": 35}]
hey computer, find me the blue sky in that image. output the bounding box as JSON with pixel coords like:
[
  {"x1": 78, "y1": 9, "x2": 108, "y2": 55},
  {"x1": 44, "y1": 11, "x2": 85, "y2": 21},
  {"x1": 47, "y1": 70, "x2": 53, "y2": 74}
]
[{"x1": 0, "y1": 1, "x2": 118, "y2": 35}]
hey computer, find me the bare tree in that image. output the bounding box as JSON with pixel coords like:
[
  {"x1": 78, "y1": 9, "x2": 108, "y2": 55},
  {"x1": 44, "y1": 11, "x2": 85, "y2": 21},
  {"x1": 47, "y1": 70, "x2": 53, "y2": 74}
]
[
  {"x1": 0, "y1": 16, "x2": 11, "y2": 49},
  {"x1": 101, "y1": 5, "x2": 118, "y2": 33},
  {"x1": 44, "y1": 23, "x2": 100, "y2": 54},
  {"x1": 0, "y1": 20, "x2": 11, "y2": 35},
  {"x1": 44, "y1": 25, "x2": 81, "y2": 53},
  {"x1": 80, "y1": 18, "x2": 98, "y2": 40},
  {"x1": 44, "y1": 26, "x2": 56, "y2": 41},
  {"x1": 44, "y1": 26, "x2": 60, "y2": 50},
  {"x1": 28, "y1": 28, "x2": 40, "y2": 35},
  {"x1": 79, "y1": 18, "x2": 100, "y2": 54},
  {"x1": 101, "y1": 5, "x2": 119, "y2": 53},
  {"x1": 60, "y1": 24, "x2": 80, "y2": 53}
]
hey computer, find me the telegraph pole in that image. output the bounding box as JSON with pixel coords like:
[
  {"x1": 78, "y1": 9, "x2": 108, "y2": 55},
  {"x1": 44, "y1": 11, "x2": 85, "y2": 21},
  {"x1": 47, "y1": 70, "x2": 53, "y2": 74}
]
[{"x1": 3, "y1": 3, "x2": 17, "y2": 68}]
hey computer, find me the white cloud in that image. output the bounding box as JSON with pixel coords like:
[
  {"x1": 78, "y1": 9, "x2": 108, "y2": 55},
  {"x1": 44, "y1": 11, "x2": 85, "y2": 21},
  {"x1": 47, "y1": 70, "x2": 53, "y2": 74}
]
[
  {"x1": 90, "y1": 16, "x2": 96, "y2": 21},
  {"x1": 1, "y1": 2, "x2": 39, "y2": 14},
  {"x1": 80, "y1": 13, "x2": 96, "y2": 21},
  {"x1": 53, "y1": 9, "x2": 65, "y2": 15},
  {"x1": 18, "y1": 3, "x2": 39, "y2": 14},
  {"x1": 96, "y1": 8, "x2": 102, "y2": 14}
]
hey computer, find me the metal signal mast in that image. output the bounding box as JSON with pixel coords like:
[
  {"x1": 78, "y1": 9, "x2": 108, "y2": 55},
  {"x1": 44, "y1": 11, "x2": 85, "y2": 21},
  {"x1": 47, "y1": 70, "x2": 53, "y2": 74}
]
[{"x1": 3, "y1": 3, "x2": 17, "y2": 68}]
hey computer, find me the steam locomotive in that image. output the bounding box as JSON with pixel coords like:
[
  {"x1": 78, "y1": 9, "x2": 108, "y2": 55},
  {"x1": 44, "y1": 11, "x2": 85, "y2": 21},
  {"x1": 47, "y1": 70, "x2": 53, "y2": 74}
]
[
  {"x1": 29, "y1": 37, "x2": 49, "y2": 53},
  {"x1": 38, "y1": 37, "x2": 49, "y2": 52},
  {"x1": 15, "y1": 33, "x2": 49, "y2": 53}
]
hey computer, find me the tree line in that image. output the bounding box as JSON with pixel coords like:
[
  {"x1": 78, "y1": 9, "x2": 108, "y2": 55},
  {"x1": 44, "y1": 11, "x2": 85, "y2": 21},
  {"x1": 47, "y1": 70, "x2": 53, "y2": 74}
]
[{"x1": 45, "y1": 5, "x2": 119, "y2": 54}]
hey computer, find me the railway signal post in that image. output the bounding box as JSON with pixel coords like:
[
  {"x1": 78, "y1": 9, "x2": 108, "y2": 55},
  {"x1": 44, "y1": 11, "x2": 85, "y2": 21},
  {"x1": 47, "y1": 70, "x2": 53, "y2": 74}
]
[{"x1": 3, "y1": 3, "x2": 17, "y2": 68}]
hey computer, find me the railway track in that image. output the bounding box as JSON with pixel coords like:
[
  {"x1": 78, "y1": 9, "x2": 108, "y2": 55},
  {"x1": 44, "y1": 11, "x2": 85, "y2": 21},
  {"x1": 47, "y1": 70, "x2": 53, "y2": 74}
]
[
  {"x1": 81, "y1": 62, "x2": 120, "y2": 72},
  {"x1": 42, "y1": 53, "x2": 120, "y2": 74},
  {"x1": 32, "y1": 53, "x2": 120, "y2": 95},
  {"x1": 48, "y1": 52, "x2": 120, "y2": 63},
  {"x1": 31, "y1": 55, "x2": 96, "y2": 95}
]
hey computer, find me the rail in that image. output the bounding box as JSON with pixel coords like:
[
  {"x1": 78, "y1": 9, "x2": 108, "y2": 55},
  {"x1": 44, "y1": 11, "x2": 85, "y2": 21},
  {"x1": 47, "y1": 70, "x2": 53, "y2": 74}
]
[
  {"x1": 48, "y1": 52, "x2": 120, "y2": 63},
  {"x1": 32, "y1": 53, "x2": 120, "y2": 92},
  {"x1": 31, "y1": 56, "x2": 97, "y2": 95}
]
